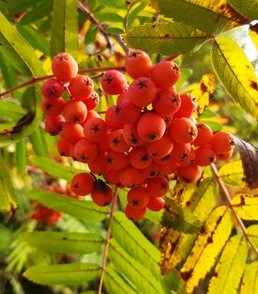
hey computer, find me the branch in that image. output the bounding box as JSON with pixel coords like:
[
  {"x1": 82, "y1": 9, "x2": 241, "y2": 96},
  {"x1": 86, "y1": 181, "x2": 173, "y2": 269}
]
[
  {"x1": 98, "y1": 185, "x2": 119, "y2": 294},
  {"x1": 211, "y1": 163, "x2": 258, "y2": 257}
]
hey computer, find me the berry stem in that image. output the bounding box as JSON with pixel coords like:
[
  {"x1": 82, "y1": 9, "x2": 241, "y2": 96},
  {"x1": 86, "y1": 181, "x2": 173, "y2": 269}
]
[
  {"x1": 98, "y1": 185, "x2": 119, "y2": 294},
  {"x1": 211, "y1": 163, "x2": 258, "y2": 257},
  {"x1": 0, "y1": 66, "x2": 125, "y2": 99}
]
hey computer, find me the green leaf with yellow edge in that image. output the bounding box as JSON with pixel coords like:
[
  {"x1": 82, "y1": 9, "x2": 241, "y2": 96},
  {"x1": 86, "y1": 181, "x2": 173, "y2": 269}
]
[
  {"x1": 180, "y1": 206, "x2": 232, "y2": 294},
  {"x1": 211, "y1": 35, "x2": 258, "y2": 119},
  {"x1": 240, "y1": 261, "x2": 258, "y2": 294},
  {"x1": 50, "y1": 0, "x2": 78, "y2": 58},
  {"x1": 109, "y1": 239, "x2": 170, "y2": 294},
  {"x1": 160, "y1": 178, "x2": 218, "y2": 274},
  {"x1": 231, "y1": 194, "x2": 258, "y2": 220},
  {"x1": 228, "y1": 0, "x2": 258, "y2": 20},
  {"x1": 246, "y1": 225, "x2": 258, "y2": 248},
  {"x1": 208, "y1": 234, "x2": 248, "y2": 294},
  {"x1": 219, "y1": 160, "x2": 245, "y2": 187},
  {"x1": 22, "y1": 231, "x2": 104, "y2": 254},
  {"x1": 0, "y1": 153, "x2": 17, "y2": 213},
  {"x1": 157, "y1": 0, "x2": 248, "y2": 35},
  {"x1": 23, "y1": 263, "x2": 100, "y2": 286},
  {"x1": 192, "y1": 73, "x2": 216, "y2": 117},
  {"x1": 28, "y1": 155, "x2": 86, "y2": 182},
  {"x1": 124, "y1": 22, "x2": 208, "y2": 55},
  {"x1": 28, "y1": 189, "x2": 109, "y2": 223}
]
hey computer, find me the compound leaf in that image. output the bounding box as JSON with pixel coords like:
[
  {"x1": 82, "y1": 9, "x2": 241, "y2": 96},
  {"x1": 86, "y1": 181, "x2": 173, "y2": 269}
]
[
  {"x1": 180, "y1": 206, "x2": 232, "y2": 294},
  {"x1": 208, "y1": 234, "x2": 248, "y2": 294},
  {"x1": 22, "y1": 231, "x2": 104, "y2": 254},
  {"x1": 211, "y1": 35, "x2": 258, "y2": 119},
  {"x1": 157, "y1": 0, "x2": 248, "y2": 35},
  {"x1": 28, "y1": 189, "x2": 109, "y2": 223},
  {"x1": 124, "y1": 22, "x2": 208, "y2": 55},
  {"x1": 23, "y1": 263, "x2": 100, "y2": 286}
]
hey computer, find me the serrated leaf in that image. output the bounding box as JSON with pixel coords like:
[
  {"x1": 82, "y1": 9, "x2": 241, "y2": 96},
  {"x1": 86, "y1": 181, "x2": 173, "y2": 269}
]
[
  {"x1": 231, "y1": 194, "x2": 258, "y2": 220},
  {"x1": 158, "y1": 0, "x2": 248, "y2": 35},
  {"x1": 180, "y1": 206, "x2": 232, "y2": 294},
  {"x1": 219, "y1": 160, "x2": 245, "y2": 187},
  {"x1": 22, "y1": 231, "x2": 103, "y2": 254},
  {"x1": 0, "y1": 153, "x2": 17, "y2": 213},
  {"x1": 246, "y1": 225, "x2": 258, "y2": 248},
  {"x1": 240, "y1": 261, "x2": 258, "y2": 294},
  {"x1": 192, "y1": 73, "x2": 216, "y2": 117},
  {"x1": 28, "y1": 189, "x2": 109, "y2": 223},
  {"x1": 234, "y1": 137, "x2": 258, "y2": 189},
  {"x1": 28, "y1": 155, "x2": 86, "y2": 182},
  {"x1": 23, "y1": 263, "x2": 100, "y2": 286},
  {"x1": 211, "y1": 35, "x2": 258, "y2": 119},
  {"x1": 228, "y1": 0, "x2": 258, "y2": 20},
  {"x1": 124, "y1": 22, "x2": 207, "y2": 55},
  {"x1": 104, "y1": 265, "x2": 138, "y2": 294},
  {"x1": 0, "y1": 11, "x2": 44, "y2": 77},
  {"x1": 50, "y1": 0, "x2": 78, "y2": 58},
  {"x1": 208, "y1": 234, "x2": 248, "y2": 294},
  {"x1": 111, "y1": 211, "x2": 161, "y2": 279},
  {"x1": 109, "y1": 239, "x2": 168, "y2": 294}
]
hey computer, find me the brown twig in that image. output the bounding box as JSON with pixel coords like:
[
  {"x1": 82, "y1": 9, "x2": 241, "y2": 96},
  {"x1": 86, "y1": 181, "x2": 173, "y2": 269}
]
[
  {"x1": 211, "y1": 163, "x2": 258, "y2": 257},
  {"x1": 98, "y1": 185, "x2": 119, "y2": 294}
]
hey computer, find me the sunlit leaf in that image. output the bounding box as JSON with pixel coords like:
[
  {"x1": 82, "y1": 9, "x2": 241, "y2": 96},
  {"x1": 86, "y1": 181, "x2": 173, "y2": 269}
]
[
  {"x1": 192, "y1": 73, "x2": 216, "y2": 117},
  {"x1": 28, "y1": 189, "x2": 109, "y2": 223},
  {"x1": 124, "y1": 22, "x2": 208, "y2": 55},
  {"x1": 234, "y1": 137, "x2": 258, "y2": 189},
  {"x1": 50, "y1": 0, "x2": 78, "y2": 58},
  {"x1": 0, "y1": 153, "x2": 17, "y2": 213},
  {"x1": 23, "y1": 263, "x2": 100, "y2": 286},
  {"x1": 240, "y1": 261, "x2": 258, "y2": 294},
  {"x1": 109, "y1": 239, "x2": 169, "y2": 294},
  {"x1": 249, "y1": 23, "x2": 258, "y2": 51},
  {"x1": 208, "y1": 234, "x2": 248, "y2": 294},
  {"x1": 218, "y1": 160, "x2": 245, "y2": 187},
  {"x1": 211, "y1": 35, "x2": 258, "y2": 119},
  {"x1": 157, "y1": 0, "x2": 249, "y2": 35},
  {"x1": 29, "y1": 128, "x2": 49, "y2": 157},
  {"x1": 0, "y1": 11, "x2": 44, "y2": 76},
  {"x1": 180, "y1": 206, "x2": 232, "y2": 294},
  {"x1": 28, "y1": 155, "x2": 86, "y2": 182},
  {"x1": 228, "y1": 0, "x2": 258, "y2": 20},
  {"x1": 232, "y1": 194, "x2": 258, "y2": 220},
  {"x1": 246, "y1": 225, "x2": 258, "y2": 248},
  {"x1": 22, "y1": 231, "x2": 103, "y2": 254},
  {"x1": 15, "y1": 139, "x2": 27, "y2": 173}
]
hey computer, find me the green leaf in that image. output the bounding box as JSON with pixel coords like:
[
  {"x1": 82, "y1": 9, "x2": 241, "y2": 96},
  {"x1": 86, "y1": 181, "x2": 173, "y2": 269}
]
[
  {"x1": 228, "y1": 0, "x2": 258, "y2": 20},
  {"x1": 22, "y1": 231, "x2": 103, "y2": 254},
  {"x1": 28, "y1": 188, "x2": 109, "y2": 223},
  {"x1": 23, "y1": 263, "x2": 100, "y2": 286},
  {"x1": 29, "y1": 128, "x2": 49, "y2": 157},
  {"x1": 104, "y1": 265, "x2": 138, "y2": 294},
  {"x1": 180, "y1": 206, "x2": 232, "y2": 294},
  {"x1": 111, "y1": 211, "x2": 161, "y2": 279},
  {"x1": 0, "y1": 11, "x2": 44, "y2": 76},
  {"x1": 157, "y1": 0, "x2": 248, "y2": 35},
  {"x1": 109, "y1": 239, "x2": 168, "y2": 294},
  {"x1": 240, "y1": 261, "x2": 258, "y2": 293},
  {"x1": 218, "y1": 160, "x2": 245, "y2": 187},
  {"x1": 15, "y1": 139, "x2": 27, "y2": 173},
  {"x1": 0, "y1": 100, "x2": 25, "y2": 121},
  {"x1": 211, "y1": 35, "x2": 258, "y2": 119},
  {"x1": 0, "y1": 51, "x2": 17, "y2": 89},
  {"x1": 232, "y1": 194, "x2": 258, "y2": 220},
  {"x1": 124, "y1": 22, "x2": 207, "y2": 55},
  {"x1": 50, "y1": 0, "x2": 78, "y2": 58},
  {"x1": 0, "y1": 152, "x2": 17, "y2": 213},
  {"x1": 208, "y1": 234, "x2": 248, "y2": 294},
  {"x1": 28, "y1": 155, "x2": 87, "y2": 182}
]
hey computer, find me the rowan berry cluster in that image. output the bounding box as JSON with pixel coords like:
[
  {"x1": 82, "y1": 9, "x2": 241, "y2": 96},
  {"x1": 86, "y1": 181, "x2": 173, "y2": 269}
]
[{"x1": 40, "y1": 51, "x2": 235, "y2": 221}]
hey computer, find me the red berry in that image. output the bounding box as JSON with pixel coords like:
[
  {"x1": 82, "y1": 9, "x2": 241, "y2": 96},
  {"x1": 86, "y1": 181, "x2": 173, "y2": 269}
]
[
  {"x1": 41, "y1": 78, "x2": 64, "y2": 99},
  {"x1": 70, "y1": 172, "x2": 95, "y2": 196},
  {"x1": 101, "y1": 70, "x2": 127, "y2": 95},
  {"x1": 68, "y1": 75, "x2": 94, "y2": 100}
]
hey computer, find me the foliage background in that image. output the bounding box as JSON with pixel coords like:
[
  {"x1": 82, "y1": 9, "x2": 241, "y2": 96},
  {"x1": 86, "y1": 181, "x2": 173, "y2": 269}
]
[{"x1": 0, "y1": 0, "x2": 258, "y2": 293}]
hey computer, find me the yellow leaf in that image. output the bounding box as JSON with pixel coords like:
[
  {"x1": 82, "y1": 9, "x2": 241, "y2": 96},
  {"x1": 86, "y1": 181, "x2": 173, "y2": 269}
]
[
  {"x1": 249, "y1": 25, "x2": 258, "y2": 52},
  {"x1": 211, "y1": 35, "x2": 258, "y2": 119},
  {"x1": 208, "y1": 234, "x2": 248, "y2": 294},
  {"x1": 240, "y1": 261, "x2": 258, "y2": 294},
  {"x1": 232, "y1": 194, "x2": 258, "y2": 220},
  {"x1": 219, "y1": 160, "x2": 245, "y2": 187},
  {"x1": 246, "y1": 225, "x2": 258, "y2": 248},
  {"x1": 180, "y1": 206, "x2": 232, "y2": 294}
]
